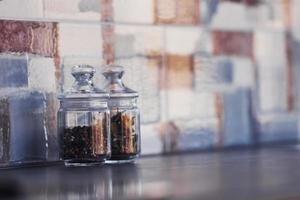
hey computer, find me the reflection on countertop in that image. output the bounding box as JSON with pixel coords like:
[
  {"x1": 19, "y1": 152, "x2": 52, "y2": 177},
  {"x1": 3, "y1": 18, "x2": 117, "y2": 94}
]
[{"x1": 2, "y1": 145, "x2": 300, "y2": 200}]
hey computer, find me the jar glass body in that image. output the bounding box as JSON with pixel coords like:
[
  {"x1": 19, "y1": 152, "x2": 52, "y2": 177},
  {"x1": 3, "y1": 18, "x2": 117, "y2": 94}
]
[
  {"x1": 57, "y1": 99, "x2": 110, "y2": 166},
  {"x1": 108, "y1": 97, "x2": 140, "y2": 163}
]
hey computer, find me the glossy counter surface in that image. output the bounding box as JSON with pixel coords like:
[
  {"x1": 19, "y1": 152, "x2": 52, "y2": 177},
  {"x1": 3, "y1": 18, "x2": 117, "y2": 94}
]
[{"x1": 1, "y1": 145, "x2": 300, "y2": 200}]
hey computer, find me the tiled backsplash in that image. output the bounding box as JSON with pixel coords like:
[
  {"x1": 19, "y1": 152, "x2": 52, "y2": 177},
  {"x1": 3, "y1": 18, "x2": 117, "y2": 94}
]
[{"x1": 0, "y1": 0, "x2": 300, "y2": 165}]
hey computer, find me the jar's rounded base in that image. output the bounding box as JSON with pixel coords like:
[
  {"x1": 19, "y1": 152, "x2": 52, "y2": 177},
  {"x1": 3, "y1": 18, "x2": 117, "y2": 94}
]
[
  {"x1": 106, "y1": 154, "x2": 139, "y2": 164},
  {"x1": 105, "y1": 159, "x2": 136, "y2": 164},
  {"x1": 64, "y1": 159, "x2": 106, "y2": 167}
]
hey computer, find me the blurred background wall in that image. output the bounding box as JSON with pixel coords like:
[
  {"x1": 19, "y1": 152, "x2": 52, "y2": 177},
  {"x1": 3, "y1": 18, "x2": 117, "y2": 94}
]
[{"x1": 0, "y1": 0, "x2": 300, "y2": 164}]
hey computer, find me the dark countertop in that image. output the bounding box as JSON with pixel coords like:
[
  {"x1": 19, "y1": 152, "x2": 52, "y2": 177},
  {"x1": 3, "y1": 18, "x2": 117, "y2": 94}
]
[{"x1": 2, "y1": 145, "x2": 300, "y2": 200}]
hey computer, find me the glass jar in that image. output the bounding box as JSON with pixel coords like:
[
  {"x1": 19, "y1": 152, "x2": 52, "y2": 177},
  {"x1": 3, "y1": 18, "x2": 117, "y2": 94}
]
[
  {"x1": 102, "y1": 65, "x2": 141, "y2": 163},
  {"x1": 58, "y1": 65, "x2": 110, "y2": 166}
]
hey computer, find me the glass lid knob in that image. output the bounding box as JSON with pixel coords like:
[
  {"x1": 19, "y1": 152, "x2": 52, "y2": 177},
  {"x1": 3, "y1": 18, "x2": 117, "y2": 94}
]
[
  {"x1": 102, "y1": 65, "x2": 126, "y2": 92},
  {"x1": 102, "y1": 65, "x2": 138, "y2": 97},
  {"x1": 71, "y1": 64, "x2": 96, "y2": 93}
]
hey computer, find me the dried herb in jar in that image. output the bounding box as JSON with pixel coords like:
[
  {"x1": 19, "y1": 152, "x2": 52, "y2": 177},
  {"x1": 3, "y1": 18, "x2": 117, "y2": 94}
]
[
  {"x1": 92, "y1": 114, "x2": 109, "y2": 155},
  {"x1": 61, "y1": 116, "x2": 108, "y2": 161},
  {"x1": 110, "y1": 111, "x2": 138, "y2": 160},
  {"x1": 102, "y1": 65, "x2": 141, "y2": 162}
]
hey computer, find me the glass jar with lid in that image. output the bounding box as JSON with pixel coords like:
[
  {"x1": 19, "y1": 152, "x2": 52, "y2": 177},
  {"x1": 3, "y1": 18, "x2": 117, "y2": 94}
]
[
  {"x1": 57, "y1": 65, "x2": 110, "y2": 166},
  {"x1": 102, "y1": 65, "x2": 141, "y2": 163}
]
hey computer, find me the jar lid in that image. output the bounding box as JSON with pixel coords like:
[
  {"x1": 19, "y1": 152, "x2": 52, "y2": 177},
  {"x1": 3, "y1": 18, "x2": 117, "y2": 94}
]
[
  {"x1": 58, "y1": 65, "x2": 109, "y2": 100},
  {"x1": 102, "y1": 65, "x2": 138, "y2": 98}
]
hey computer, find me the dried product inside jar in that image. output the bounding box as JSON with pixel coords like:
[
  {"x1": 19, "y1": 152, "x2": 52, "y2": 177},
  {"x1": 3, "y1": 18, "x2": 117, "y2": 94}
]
[
  {"x1": 111, "y1": 111, "x2": 138, "y2": 159},
  {"x1": 61, "y1": 114, "x2": 108, "y2": 161}
]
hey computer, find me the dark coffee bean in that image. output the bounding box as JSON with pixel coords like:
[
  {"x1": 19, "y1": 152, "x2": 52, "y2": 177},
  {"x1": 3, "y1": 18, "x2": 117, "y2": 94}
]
[{"x1": 60, "y1": 123, "x2": 108, "y2": 161}]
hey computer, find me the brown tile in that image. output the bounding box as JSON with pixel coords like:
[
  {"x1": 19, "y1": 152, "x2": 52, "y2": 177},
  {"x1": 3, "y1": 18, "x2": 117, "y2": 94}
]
[
  {"x1": 146, "y1": 53, "x2": 163, "y2": 69},
  {"x1": 165, "y1": 54, "x2": 194, "y2": 89},
  {"x1": 0, "y1": 20, "x2": 58, "y2": 57},
  {"x1": 53, "y1": 23, "x2": 60, "y2": 89},
  {"x1": 31, "y1": 22, "x2": 58, "y2": 57},
  {"x1": 0, "y1": 98, "x2": 10, "y2": 163},
  {"x1": 215, "y1": 93, "x2": 224, "y2": 147},
  {"x1": 0, "y1": 21, "x2": 31, "y2": 53},
  {"x1": 102, "y1": 23, "x2": 115, "y2": 65},
  {"x1": 102, "y1": 25, "x2": 115, "y2": 65},
  {"x1": 176, "y1": 0, "x2": 200, "y2": 24},
  {"x1": 100, "y1": 0, "x2": 114, "y2": 22},
  {"x1": 285, "y1": 32, "x2": 295, "y2": 112},
  {"x1": 282, "y1": 0, "x2": 292, "y2": 28},
  {"x1": 154, "y1": 0, "x2": 200, "y2": 25},
  {"x1": 213, "y1": 30, "x2": 254, "y2": 59}
]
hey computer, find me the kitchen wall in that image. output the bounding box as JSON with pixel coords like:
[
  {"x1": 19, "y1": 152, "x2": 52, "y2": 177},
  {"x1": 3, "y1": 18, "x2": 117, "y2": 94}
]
[{"x1": 0, "y1": 0, "x2": 300, "y2": 165}]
